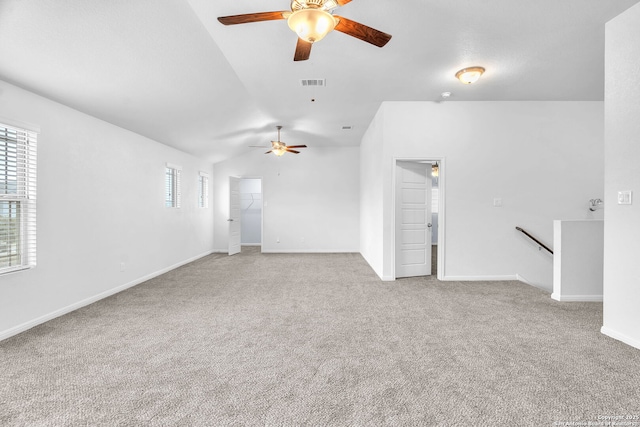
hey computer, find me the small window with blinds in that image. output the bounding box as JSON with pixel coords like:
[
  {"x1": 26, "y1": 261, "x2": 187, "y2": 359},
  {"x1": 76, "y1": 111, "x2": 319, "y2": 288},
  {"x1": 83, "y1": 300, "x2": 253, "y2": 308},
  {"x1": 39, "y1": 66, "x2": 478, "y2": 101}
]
[
  {"x1": 165, "y1": 163, "x2": 181, "y2": 208},
  {"x1": 198, "y1": 172, "x2": 209, "y2": 208},
  {"x1": 0, "y1": 122, "x2": 37, "y2": 274}
]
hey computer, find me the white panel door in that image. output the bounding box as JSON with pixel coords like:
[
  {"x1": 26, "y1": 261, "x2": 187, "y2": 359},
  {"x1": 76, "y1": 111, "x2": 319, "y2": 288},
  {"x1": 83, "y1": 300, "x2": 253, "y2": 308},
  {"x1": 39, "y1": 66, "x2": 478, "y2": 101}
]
[
  {"x1": 228, "y1": 176, "x2": 241, "y2": 256},
  {"x1": 396, "y1": 161, "x2": 432, "y2": 278}
]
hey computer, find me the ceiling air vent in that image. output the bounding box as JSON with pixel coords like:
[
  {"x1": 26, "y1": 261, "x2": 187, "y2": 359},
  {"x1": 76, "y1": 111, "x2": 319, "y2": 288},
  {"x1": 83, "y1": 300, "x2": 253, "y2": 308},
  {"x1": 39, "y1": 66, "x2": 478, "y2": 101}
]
[
  {"x1": 342, "y1": 126, "x2": 353, "y2": 130},
  {"x1": 300, "y1": 79, "x2": 326, "y2": 87}
]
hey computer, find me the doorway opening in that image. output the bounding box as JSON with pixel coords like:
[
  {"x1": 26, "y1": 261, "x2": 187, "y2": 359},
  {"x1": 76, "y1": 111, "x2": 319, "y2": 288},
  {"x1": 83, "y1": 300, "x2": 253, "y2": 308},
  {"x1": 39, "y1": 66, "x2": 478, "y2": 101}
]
[
  {"x1": 394, "y1": 158, "x2": 444, "y2": 279},
  {"x1": 240, "y1": 178, "x2": 262, "y2": 248},
  {"x1": 228, "y1": 177, "x2": 263, "y2": 256},
  {"x1": 430, "y1": 161, "x2": 440, "y2": 275}
]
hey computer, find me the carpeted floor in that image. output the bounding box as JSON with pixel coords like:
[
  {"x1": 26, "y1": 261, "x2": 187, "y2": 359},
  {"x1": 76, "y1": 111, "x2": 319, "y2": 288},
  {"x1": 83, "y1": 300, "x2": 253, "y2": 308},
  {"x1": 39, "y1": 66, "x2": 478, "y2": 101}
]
[{"x1": 1, "y1": 248, "x2": 639, "y2": 426}]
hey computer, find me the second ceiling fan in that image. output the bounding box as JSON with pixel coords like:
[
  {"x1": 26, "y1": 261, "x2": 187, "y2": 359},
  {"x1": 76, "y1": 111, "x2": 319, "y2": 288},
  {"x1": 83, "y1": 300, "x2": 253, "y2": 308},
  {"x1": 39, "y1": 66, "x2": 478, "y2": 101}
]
[
  {"x1": 218, "y1": 0, "x2": 392, "y2": 61},
  {"x1": 251, "y1": 126, "x2": 307, "y2": 156}
]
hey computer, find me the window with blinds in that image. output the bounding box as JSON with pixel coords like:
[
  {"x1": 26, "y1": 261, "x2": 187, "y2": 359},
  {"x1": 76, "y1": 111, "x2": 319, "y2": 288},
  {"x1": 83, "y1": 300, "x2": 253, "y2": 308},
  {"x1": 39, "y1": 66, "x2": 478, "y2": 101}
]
[
  {"x1": 0, "y1": 122, "x2": 37, "y2": 274},
  {"x1": 198, "y1": 172, "x2": 209, "y2": 208},
  {"x1": 165, "y1": 163, "x2": 181, "y2": 208}
]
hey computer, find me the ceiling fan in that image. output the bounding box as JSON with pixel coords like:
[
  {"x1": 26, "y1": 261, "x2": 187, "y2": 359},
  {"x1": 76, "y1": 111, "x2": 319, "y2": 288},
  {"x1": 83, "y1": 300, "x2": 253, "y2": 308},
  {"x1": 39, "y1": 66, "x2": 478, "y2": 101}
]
[
  {"x1": 250, "y1": 126, "x2": 307, "y2": 156},
  {"x1": 217, "y1": 0, "x2": 392, "y2": 61}
]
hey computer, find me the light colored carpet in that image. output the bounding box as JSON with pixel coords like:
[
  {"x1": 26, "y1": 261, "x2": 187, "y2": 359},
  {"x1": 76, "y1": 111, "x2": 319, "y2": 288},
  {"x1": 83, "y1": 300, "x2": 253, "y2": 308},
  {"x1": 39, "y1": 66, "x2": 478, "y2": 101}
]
[{"x1": 1, "y1": 247, "x2": 639, "y2": 426}]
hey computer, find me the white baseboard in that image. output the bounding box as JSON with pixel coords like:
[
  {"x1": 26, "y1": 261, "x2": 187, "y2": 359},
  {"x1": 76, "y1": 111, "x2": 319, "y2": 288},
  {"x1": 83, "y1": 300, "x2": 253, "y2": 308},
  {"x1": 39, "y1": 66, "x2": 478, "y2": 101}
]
[
  {"x1": 260, "y1": 249, "x2": 358, "y2": 254},
  {"x1": 0, "y1": 250, "x2": 214, "y2": 342},
  {"x1": 601, "y1": 326, "x2": 640, "y2": 350},
  {"x1": 516, "y1": 274, "x2": 552, "y2": 293},
  {"x1": 381, "y1": 276, "x2": 395, "y2": 281},
  {"x1": 551, "y1": 293, "x2": 603, "y2": 302},
  {"x1": 215, "y1": 248, "x2": 358, "y2": 254},
  {"x1": 442, "y1": 274, "x2": 518, "y2": 282}
]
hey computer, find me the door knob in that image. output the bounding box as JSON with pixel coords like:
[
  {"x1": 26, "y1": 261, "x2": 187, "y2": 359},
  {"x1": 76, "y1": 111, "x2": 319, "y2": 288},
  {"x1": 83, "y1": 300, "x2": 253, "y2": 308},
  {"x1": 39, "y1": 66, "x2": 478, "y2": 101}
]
[
  {"x1": 427, "y1": 223, "x2": 432, "y2": 228},
  {"x1": 227, "y1": 219, "x2": 234, "y2": 222}
]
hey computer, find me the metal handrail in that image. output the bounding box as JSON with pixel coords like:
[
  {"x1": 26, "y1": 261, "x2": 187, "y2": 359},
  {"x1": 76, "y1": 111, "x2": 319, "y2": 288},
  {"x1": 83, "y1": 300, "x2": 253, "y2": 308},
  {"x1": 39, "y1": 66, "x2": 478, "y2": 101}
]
[{"x1": 515, "y1": 226, "x2": 553, "y2": 255}]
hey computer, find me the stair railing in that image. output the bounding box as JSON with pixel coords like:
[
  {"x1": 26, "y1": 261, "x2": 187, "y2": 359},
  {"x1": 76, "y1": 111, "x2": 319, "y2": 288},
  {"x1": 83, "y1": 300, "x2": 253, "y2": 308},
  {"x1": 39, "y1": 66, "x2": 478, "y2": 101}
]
[{"x1": 515, "y1": 226, "x2": 553, "y2": 255}]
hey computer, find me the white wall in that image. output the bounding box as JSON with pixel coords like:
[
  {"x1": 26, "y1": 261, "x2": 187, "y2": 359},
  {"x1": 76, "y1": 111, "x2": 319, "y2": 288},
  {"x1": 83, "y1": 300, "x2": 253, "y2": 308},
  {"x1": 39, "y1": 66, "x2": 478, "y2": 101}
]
[
  {"x1": 0, "y1": 80, "x2": 214, "y2": 340},
  {"x1": 552, "y1": 220, "x2": 604, "y2": 302},
  {"x1": 361, "y1": 101, "x2": 604, "y2": 289},
  {"x1": 213, "y1": 147, "x2": 359, "y2": 253},
  {"x1": 602, "y1": 3, "x2": 640, "y2": 350},
  {"x1": 360, "y1": 107, "x2": 386, "y2": 278}
]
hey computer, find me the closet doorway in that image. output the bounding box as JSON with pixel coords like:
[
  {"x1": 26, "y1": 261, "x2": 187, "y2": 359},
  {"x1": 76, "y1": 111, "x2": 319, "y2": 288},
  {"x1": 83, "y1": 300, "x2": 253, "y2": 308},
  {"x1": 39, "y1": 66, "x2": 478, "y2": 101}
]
[
  {"x1": 240, "y1": 178, "x2": 263, "y2": 249},
  {"x1": 393, "y1": 158, "x2": 444, "y2": 279}
]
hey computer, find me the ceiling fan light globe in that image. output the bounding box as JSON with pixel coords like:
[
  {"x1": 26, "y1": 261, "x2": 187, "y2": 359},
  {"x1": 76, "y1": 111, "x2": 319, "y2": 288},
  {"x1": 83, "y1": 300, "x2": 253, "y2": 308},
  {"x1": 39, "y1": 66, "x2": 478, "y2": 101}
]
[
  {"x1": 287, "y1": 9, "x2": 336, "y2": 43},
  {"x1": 271, "y1": 139, "x2": 287, "y2": 156}
]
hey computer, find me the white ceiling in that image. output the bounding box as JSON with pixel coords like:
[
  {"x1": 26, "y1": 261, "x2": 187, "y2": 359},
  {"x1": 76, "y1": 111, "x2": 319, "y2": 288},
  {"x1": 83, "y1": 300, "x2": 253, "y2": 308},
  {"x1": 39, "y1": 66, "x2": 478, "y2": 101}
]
[{"x1": 0, "y1": 0, "x2": 638, "y2": 163}]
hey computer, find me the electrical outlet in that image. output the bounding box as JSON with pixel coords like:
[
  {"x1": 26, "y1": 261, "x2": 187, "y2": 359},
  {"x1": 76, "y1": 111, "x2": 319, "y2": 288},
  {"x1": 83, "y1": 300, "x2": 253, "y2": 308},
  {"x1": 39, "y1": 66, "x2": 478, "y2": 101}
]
[
  {"x1": 120, "y1": 262, "x2": 125, "y2": 272},
  {"x1": 493, "y1": 198, "x2": 503, "y2": 207}
]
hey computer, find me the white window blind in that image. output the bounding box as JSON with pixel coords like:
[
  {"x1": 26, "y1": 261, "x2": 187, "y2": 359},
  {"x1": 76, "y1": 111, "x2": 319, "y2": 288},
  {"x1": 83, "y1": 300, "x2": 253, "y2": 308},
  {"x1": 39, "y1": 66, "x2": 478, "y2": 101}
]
[
  {"x1": 165, "y1": 163, "x2": 181, "y2": 208},
  {"x1": 198, "y1": 172, "x2": 209, "y2": 208},
  {"x1": 0, "y1": 122, "x2": 37, "y2": 274}
]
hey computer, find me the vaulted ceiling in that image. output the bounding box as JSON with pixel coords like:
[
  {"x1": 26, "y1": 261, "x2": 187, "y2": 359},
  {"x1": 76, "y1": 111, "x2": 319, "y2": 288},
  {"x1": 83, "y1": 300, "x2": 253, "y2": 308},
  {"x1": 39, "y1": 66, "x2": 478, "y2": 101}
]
[{"x1": 0, "y1": 0, "x2": 638, "y2": 163}]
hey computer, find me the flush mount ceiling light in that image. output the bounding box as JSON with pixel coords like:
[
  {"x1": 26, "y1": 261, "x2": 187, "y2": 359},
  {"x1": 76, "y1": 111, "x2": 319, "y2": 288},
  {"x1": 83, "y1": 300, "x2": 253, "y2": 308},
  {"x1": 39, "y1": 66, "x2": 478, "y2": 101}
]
[{"x1": 455, "y1": 66, "x2": 485, "y2": 84}]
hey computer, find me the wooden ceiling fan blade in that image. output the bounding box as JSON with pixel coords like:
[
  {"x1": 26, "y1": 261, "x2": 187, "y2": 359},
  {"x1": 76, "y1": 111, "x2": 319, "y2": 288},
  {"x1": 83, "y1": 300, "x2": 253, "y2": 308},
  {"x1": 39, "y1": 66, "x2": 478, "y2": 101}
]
[
  {"x1": 286, "y1": 149, "x2": 301, "y2": 154},
  {"x1": 294, "y1": 38, "x2": 312, "y2": 61},
  {"x1": 265, "y1": 150, "x2": 273, "y2": 154},
  {"x1": 334, "y1": 16, "x2": 392, "y2": 47},
  {"x1": 336, "y1": 0, "x2": 353, "y2": 5},
  {"x1": 218, "y1": 11, "x2": 287, "y2": 25},
  {"x1": 286, "y1": 145, "x2": 307, "y2": 148}
]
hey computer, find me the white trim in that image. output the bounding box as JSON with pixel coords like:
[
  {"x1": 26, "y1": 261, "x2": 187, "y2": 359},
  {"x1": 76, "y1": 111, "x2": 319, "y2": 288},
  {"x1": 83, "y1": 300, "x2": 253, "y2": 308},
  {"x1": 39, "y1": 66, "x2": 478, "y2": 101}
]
[
  {"x1": 215, "y1": 248, "x2": 359, "y2": 254},
  {"x1": 0, "y1": 250, "x2": 214, "y2": 342},
  {"x1": 0, "y1": 265, "x2": 34, "y2": 276},
  {"x1": 381, "y1": 276, "x2": 395, "y2": 281},
  {"x1": 0, "y1": 116, "x2": 41, "y2": 133},
  {"x1": 601, "y1": 326, "x2": 640, "y2": 350},
  {"x1": 261, "y1": 249, "x2": 359, "y2": 254},
  {"x1": 516, "y1": 273, "x2": 552, "y2": 293},
  {"x1": 441, "y1": 274, "x2": 519, "y2": 281},
  {"x1": 166, "y1": 162, "x2": 182, "y2": 170},
  {"x1": 551, "y1": 293, "x2": 603, "y2": 302},
  {"x1": 198, "y1": 171, "x2": 210, "y2": 177},
  {"x1": 516, "y1": 273, "x2": 533, "y2": 286}
]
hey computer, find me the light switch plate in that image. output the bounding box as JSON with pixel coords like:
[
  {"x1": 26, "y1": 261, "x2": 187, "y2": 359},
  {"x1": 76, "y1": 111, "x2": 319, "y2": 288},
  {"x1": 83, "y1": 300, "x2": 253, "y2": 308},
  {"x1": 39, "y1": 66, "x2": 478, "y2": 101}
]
[
  {"x1": 493, "y1": 198, "x2": 503, "y2": 207},
  {"x1": 618, "y1": 190, "x2": 632, "y2": 205}
]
